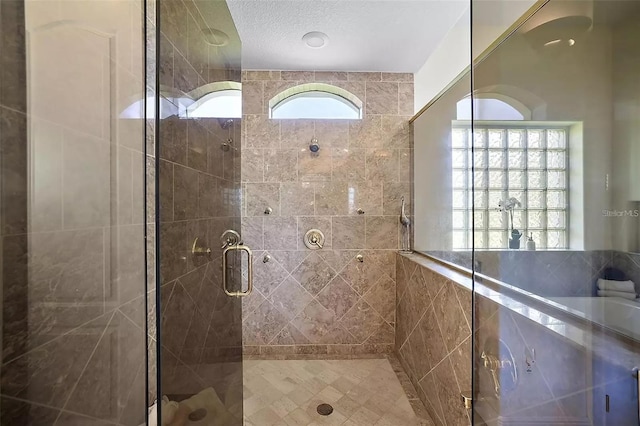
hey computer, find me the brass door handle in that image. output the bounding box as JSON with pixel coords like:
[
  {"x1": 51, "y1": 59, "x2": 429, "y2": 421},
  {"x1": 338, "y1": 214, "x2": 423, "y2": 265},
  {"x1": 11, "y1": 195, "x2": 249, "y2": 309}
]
[{"x1": 222, "y1": 244, "x2": 253, "y2": 297}]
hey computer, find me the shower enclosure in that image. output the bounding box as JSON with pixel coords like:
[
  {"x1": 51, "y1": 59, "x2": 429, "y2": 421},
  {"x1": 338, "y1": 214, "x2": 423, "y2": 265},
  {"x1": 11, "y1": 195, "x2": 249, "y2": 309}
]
[
  {"x1": 0, "y1": 0, "x2": 245, "y2": 423},
  {"x1": 2, "y1": 0, "x2": 640, "y2": 425}
]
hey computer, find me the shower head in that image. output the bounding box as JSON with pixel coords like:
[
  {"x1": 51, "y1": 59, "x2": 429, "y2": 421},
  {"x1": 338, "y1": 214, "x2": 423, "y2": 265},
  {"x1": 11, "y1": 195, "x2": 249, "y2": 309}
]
[{"x1": 218, "y1": 118, "x2": 234, "y2": 129}]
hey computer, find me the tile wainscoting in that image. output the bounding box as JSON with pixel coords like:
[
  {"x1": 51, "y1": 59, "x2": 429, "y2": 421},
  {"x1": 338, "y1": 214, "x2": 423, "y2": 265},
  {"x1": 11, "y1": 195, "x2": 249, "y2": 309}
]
[{"x1": 396, "y1": 252, "x2": 640, "y2": 426}]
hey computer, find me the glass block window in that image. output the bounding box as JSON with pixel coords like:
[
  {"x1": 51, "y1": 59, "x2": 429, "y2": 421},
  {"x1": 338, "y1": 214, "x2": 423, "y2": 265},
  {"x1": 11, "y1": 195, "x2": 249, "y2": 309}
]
[{"x1": 452, "y1": 126, "x2": 569, "y2": 250}]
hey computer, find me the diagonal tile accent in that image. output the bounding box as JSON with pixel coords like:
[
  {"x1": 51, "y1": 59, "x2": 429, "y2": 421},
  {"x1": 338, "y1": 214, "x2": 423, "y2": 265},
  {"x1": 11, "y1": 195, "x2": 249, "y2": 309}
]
[
  {"x1": 270, "y1": 250, "x2": 310, "y2": 273},
  {"x1": 340, "y1": 299, "x2": 386, "y2": 342},
  {"x1": 317, "y1": 250, "x2": 357, "y2": 274},
  {"x1": 316, "y1": 275, "x2": 360, "y2": 320},
  {"x1": 291, "y1": 300, "x2": 337, "y2": 343},
  {"x1": 339, "y1": 256, "x2": 384, "y2": 296},
  {"x1": 253, "y1": 250, "x2": 290, "y2": 297},
  {"x1": 363, "y1": 274, "x2": 396, "y2": 324},
  {"x1": 243, "y1": 300, "x2": 289, "y2": 345},
  {"x1": 291, "y1": 252, "x2": 336, "y2": 296},
  {"x1": 267, "y1": 276, "x2": 314, "y2": 320},
  {"x1": 271, "y1": 323, "x2": 311, "y2": 345}
]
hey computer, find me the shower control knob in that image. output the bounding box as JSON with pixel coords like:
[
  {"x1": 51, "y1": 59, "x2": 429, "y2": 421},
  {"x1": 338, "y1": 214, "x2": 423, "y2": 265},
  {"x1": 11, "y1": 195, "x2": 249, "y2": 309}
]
[{"x1": 304, "y1": 229, "x2": 325, "y2": 250}]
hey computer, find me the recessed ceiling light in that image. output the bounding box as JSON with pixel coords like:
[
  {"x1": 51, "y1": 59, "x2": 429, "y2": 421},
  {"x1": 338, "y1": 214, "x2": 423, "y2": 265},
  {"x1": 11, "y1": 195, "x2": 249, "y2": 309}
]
[
  {"x1": 202, "y1": 28, "x2": 229, "y2": 47},
  {"x1": 302, "y1": 31, "x2": 329, "y2": 49}
]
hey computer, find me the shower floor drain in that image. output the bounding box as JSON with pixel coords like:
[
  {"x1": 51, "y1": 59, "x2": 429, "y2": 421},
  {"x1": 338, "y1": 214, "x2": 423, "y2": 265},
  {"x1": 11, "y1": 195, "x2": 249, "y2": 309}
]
[{"x1": 317, "y1": 403, "x2": 334, "y2": 416}]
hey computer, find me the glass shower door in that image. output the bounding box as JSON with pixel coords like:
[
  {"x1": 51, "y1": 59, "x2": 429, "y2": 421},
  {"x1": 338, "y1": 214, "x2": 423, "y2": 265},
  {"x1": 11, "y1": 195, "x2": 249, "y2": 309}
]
[
  {"x1": 0, "y1": 0, "x2": 149, "y2": 424},
  {"x1": 471, "y1": 0, "x2": 640, "y2": 424},
  {"x1": 155, "y1": 0, "x2": 245, "y2": 423}
]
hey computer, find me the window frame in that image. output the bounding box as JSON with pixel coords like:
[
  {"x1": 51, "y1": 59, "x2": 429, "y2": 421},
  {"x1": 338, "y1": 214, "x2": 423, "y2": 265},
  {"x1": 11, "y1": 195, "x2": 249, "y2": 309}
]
[
  {"x1": 268, "y1": 83, "x2": 363, "y2": 120},
  {"x1": 451, "y1": 121, "x2": 570, "y2": 250}
]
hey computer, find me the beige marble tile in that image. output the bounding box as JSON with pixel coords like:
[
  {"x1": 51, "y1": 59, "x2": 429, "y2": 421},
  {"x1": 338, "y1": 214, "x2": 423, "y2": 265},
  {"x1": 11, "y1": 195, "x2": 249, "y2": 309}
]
[
  {"x1": 298, "y1": 147, "x2": 331, "y2": 182},
  {"x1": 366, "y1": 149, "x2": 399, "y2": 182},
  {"x1": 265, "y1": 149, "x2": 298, "y2": 182},
  {"x1": 281, "y1": 182, "x2": 315, "y2": 216},
  {"x1": 400, "y1": 149, "x2": 412, "y2": 182},
  {"x1": 348, "y1": 181, "x2": 383, "y2": 216},
  {"x1": 280, "y1": 119, "x2": 315, "y2": 149},
  {"x1": 264, "y1": 216, "x2": 297, "y2": 251},
  {"x1": 242, "y1": 80, "x2": 264, "y2": 114},
  {"x1": 315, "y1": 120, "x2": 349, "y2": 149},
  {"x1": 340, "y1": 300, "x2": 386, "y2": 343},
  {"x1": 245, "y1": 183, "x2": 280, "y2": 216},
  {"x1": 281, "y1": 71, "x2": 315, "y2": 81},
  {"x1": 246, "y1": 70, "x2": 281, "y2": 81},
  {"x1": 365, "y1": 216, "x2": 399, "y2": 250},
  {"x1": 331, "y1": 216, "x2": 365, "y2": 249},
  {"x1": 348, "y1": 72, "x2": 382, "y2": 81},
  {"x1": 268, "y1": 276, "x2": 314, "y2": 320},
  {"x1": 316, "y1": 275, "x2": 360, "y2": 320},
  {"x1": 242, "y1": 216, "x2": 264, "y2": 250},
  {"x1": 245, "y1": 114, "x2": 280, "y2": 148},
  {"x1": 332, "y1": 148, "x2": 365, "y2": 181},
  {"x1": 382, "y1": 115, "x2": 411, "y2": 149},
  {"x1": 366, "y1": 82, "x2": 399, "y2": 115},
  {"x1": 331, "y1": 81, "x2": 366, "y2": 106},
  {"x1": 381, "y1": 72, "x2": 414, "y2": 82},
  {"x1": 315, "y1": 182, "x2": 349, "y2": 216},
  {"x1": 264, "y1": 80, "x2": 294, "y2": 105},
  {"x1": 383, "y1": 182, "x2": 410, "y2": 216},
  {"x1": 399, "y1": 84, "x2": 415, "y2": 116},
  {"x1": 339, "y1": 255, "x2": 383, "y2": 296},
  {"x1": 241, "y1": 148, "x2": 264, "y2": 183},
  {"x1": 363, "y1": 274, "x2": 396, "y2": 324},
  {"x1": 291, "y1": 253, "x2": 336, "y2": 296},
  {"x1": 244, "y1": 359, "x2": 423, "y2": 425},
  {"x1": 314, "y1": 71, "x2": 348, "y2": 81},
  {"x1": 291, "y1": 300, "x2": 337, "y2": 343},
  {"x1": 349, "y1": 115, "x2": 383, "y2": 148}
]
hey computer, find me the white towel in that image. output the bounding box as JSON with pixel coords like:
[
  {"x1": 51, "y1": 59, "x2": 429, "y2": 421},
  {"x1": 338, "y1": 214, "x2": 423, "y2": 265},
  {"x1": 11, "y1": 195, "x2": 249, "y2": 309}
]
[
  {"x1": 597, "y1": 290, "x2": 638, "y2": 300},
  {"x1": 597, "y1": 278, "x2": 636, "y2": 293}
]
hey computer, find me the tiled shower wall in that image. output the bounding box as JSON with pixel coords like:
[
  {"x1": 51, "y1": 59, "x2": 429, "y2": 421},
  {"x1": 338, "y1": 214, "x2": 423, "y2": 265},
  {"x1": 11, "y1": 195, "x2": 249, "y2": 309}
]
[
  {"x1": 395, "y1": 255, "x2": 472, "y2": 426},
  {"x1": 1, "y1": 0, "x2": 147, "y2": 424},
  {"x1": 240, "y1": 71, "x2": 414, "y2": 355}
]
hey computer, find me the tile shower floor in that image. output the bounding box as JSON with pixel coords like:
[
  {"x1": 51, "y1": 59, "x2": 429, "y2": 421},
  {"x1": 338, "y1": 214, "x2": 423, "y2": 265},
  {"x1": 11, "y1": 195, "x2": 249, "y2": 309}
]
[{"x1": 243, "y1": 358, "x2": 430, "y2": 425}]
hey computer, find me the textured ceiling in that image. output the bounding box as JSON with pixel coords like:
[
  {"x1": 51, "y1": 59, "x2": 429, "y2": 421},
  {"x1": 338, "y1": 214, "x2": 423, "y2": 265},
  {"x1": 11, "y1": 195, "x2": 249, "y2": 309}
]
[{"x1": 227, "y1": 0, "x2": 468, "y2": 73}]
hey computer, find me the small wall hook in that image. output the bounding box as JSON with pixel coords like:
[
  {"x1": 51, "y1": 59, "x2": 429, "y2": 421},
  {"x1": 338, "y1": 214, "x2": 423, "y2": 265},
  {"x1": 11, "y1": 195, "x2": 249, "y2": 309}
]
[
  {"x1": 356, "y1": 208, "x2": 365, "y2": 215},
  {"x1": 356, "y1": 254, "x2": 364, "y2": 263},
  {"x1": 263, "y1": 254, "x2": 271, "y2": 263},
  {"x1": 264, "y1": 207, "x2": 273, "y2": 215}
]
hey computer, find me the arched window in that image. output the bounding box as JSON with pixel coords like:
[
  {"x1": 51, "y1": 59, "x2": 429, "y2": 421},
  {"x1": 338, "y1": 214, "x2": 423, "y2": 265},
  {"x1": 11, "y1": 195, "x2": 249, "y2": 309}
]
[
  {"x1": 456, "y1": 94, "x2": 532, "y2": 121},
  {"x1": 185, "y1": 81, "x2": 242, "y2": 118},
  {"x1": 269, "y1": 83, "x2": 362, "y2": 119}
]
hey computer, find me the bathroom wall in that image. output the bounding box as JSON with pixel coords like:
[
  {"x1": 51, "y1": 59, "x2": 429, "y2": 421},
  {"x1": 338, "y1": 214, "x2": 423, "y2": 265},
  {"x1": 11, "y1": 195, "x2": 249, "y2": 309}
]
[
  {"x1": 397, "y1": 253, "x2": 640, "y2": 425},
  {"x1": 1, "y1": 0, "x2": 148, "y2": 423},
  {"x1": 156, "y1": 0, "x2": 243, "y2": 419},
  {"x1": 240, "y1": 70, "x2": 413, "y2": 356},
  {"x1": 395, "y1": 254, "x2": 472, "y2": 425}
]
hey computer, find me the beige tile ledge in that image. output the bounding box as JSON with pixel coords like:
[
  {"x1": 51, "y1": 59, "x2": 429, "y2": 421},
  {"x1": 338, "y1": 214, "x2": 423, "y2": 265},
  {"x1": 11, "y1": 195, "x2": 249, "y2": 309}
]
[
  {"x1": 399, "y1": 252, "x2": 472, "y2": 291},
  {"x1": 399, "y1": 252, "x2": 640, "y2": 372}
]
